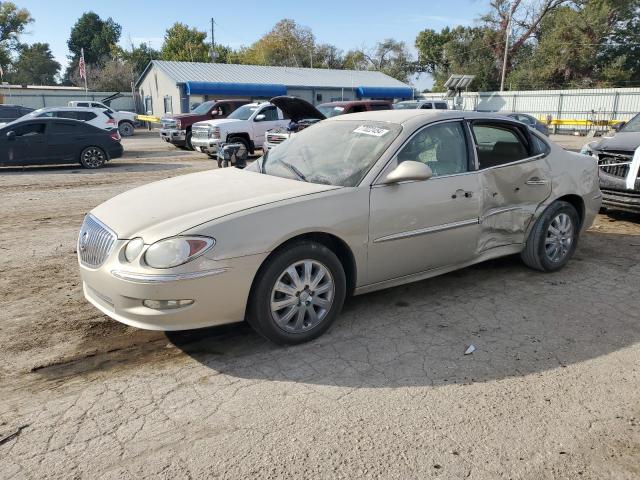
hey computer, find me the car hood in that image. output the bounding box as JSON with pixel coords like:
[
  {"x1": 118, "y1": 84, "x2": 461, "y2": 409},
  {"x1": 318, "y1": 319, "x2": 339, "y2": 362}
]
[
  {"x1": 194, "y1": 118, "x2": 242, "y2": 128},
  {"x1": 90, "y1": 168, "x2": 340, "y2": 242},
  {"x1": 270, "y1": 96, "x2": 326, "y2": 122},
  {"x1": 593, "y1": 131, "x2": 640, "y2": 152}
]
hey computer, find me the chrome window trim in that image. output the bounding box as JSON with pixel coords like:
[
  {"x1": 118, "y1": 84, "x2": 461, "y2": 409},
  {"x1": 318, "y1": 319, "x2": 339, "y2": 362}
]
[{"x1": 373, "y1": 218, "x2": 479, "y2": 243}]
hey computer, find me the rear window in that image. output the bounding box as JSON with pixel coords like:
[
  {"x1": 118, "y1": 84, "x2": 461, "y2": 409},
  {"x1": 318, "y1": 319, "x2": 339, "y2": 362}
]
[
  {"x1": 435, "y1": 103, "x2": 448, "y2": 110},
  {"x1": 78, "y1": 111, "x2": 97, "y2": 121}
]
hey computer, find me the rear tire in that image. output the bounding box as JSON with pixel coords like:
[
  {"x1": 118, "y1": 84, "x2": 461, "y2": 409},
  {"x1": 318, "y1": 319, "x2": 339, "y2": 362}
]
[
  {"x1": 247, "y1": 241, "x2": 346, "y2": 345},
  {"x1": 79, "y1": 146, "x2": 107, "y2": 169},
  {"x1": 521, "y1": 201, "x2": 579, "y2": 272},
  {"x1": 118, "y1": 121, "x2": 134, "y2": 137}
]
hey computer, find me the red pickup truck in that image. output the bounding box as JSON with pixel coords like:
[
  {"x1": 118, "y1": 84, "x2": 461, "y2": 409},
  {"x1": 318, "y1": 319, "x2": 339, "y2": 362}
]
[{"x1": 160, "y1": 99, "x2": 249, "y2": 150}]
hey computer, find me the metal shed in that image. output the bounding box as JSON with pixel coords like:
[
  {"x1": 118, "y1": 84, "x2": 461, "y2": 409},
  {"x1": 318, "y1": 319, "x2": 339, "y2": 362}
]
[{"x1": 136, "y1": 60, "x2": 412, "y2": 116}]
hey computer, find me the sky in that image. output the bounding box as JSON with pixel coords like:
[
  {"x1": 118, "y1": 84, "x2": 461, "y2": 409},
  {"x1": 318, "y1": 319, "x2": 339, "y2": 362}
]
[{"x1": 14, "y1": 0, "x2": 488, "y2": 90}]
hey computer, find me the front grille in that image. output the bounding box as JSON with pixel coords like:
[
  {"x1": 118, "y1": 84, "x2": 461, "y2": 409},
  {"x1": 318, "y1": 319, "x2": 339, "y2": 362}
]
[
  {"x1": 266, "y1": 134, "x2": 288, "y2": 144},
  {"x1": 161, "y1": 118, "x2": 177, "y2": 129},
  {"x1": 78, "y1": 215, "x2": 116, "y2": 268},
  {"x1": 192, "y1": 127, "x2": 210, "y2": 139},
  {"x1": 598, "y1": 152, "x2": 633, "y2": 178}
]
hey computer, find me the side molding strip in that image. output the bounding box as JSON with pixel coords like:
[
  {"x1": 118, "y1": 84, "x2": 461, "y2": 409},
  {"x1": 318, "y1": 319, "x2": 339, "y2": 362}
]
[{"x1": 373, "y1": 218, "x2": 479, "y2": 243}]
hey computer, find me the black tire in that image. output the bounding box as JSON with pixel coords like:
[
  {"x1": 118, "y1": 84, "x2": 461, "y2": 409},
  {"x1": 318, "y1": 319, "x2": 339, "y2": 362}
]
[
  {"x1": 227, "y1": 136, "x2": 249, "y2": 164},
  {"x1": 247, "y1": 241, "x2": 346, "y2": 345},
  {"x1": 521, "y1": 201, "x2": 580, "y2": 272},
  {"x1": 185, "y1": 130, "x2": 194, "y2": 150},
  {"x1": 118, "y1": 121, "x2": 135, "y2": 137},
  {"x1": 79, "y1": 146, "x2": 107, "y2": 169}
]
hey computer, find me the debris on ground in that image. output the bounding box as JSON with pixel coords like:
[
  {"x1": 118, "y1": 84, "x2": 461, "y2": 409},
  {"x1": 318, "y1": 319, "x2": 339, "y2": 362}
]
[{"x1": 464, "y1": 345, "x2": 476, "y2": 355}]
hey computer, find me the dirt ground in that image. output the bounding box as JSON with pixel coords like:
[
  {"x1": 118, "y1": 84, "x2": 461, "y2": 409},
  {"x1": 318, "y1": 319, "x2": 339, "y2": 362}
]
[{"x1": 1, "y1": 131, "x2": 640, "y2": 479}]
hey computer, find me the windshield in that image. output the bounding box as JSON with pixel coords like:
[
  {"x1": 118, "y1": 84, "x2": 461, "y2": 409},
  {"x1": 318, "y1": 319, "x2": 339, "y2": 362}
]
[
  {"x1": 191, "y1": 101, "x2": 216, "y2": 115},
  {"x1": 621, "y1": 113, "x2": 640, "y2": 133},
  {"x1": 394, "y1": 102, "x2": 419, "y2": 110},
  {"x1": 317, "y1": 105, "x2": 346, "y2": 118},
  {"x1": 249, "y1": 120, "x2": 402, "y2": 187},
  {"x1": 228, "y1": 104, "x2": 259, "y2": 120}
]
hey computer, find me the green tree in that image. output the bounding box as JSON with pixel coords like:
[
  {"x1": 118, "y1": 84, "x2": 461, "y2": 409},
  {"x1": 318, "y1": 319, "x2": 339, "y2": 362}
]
[
  {"x1": 8, "y1": 42, "x2": 59, "y2": 85},
  {"x1": 65, "y1": 12, "x2": 121, "y2": 83},
  {"x1": 0, "y1": 1, "x2": 32, "y2": 75},
  {"x1": 239, "y1": 19, "x2": 316, "y2": 67},
  {"x1": 160, "y1": 23, "x2": 209, "y2": 62},
  {"x1": 116, "y1": 41, "x2": 160, "y2": 79}
]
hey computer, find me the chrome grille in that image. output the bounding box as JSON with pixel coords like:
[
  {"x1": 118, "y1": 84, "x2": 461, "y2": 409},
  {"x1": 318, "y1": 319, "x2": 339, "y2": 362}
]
[
  {"x1": 161, "y1": 118, "x2": 177, "y2": 129},
  {"x1": 266, "y1": 134, "x2": 288, "y2": 144},
  {"x1": 598, "y1": 152, "x2": 633, "y2": 178},
  {"x1": 78, "y1": 215, "x2": 116, "y2": 268},
  {"x1": 192, "y1": 126, "x2": 210, "y2": 139}
]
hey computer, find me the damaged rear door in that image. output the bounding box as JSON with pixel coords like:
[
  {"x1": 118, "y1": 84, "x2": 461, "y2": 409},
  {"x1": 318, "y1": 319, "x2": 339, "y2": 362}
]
[{"x1": 469, "y1": 120, "x2": 552, "y2": 252}]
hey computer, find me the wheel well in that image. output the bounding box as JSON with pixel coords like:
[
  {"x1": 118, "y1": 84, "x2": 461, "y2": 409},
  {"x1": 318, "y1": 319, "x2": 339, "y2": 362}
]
[
  {"x1": 254, "y1": 233, "x2": 357, "y2": 296},
  {"x1": 557, "y1": 194, "x2": 585, "y2": 228},
  {"x1": 226, "y1": 133, "x2": 253, "y2": 153},
  {"x1": 118, "y1": 119, "x2": 133, "y2": 125}
]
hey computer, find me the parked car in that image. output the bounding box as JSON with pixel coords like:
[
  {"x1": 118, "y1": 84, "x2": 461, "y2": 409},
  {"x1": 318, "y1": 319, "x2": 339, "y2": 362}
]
[
  {"x1": 0, "y1": 104, "x2": 34, "y2": 126},
  {"x1": 68, "y1": 100, "x2": 137, "y2": 137},
  {"x1": 22, "y1": 107, "x2": 117, "y2": 131},
  {"x1": 191, "y1": 102, "x2": 289, "y2": 161},
  {"x1": 505, "y1": 113, "x2": 549, "y2": 136},
  {"x1": 581, "y1": 112, "x2": 640, "y2": 213},
  {"x1": 0, "y1": 117, "x2": 123, "y2": 168},
  {"x1": 160, "y1": 99, "x2": 250, "y2": 150},
  {"x1": 264, "y1": 98, "x2": 392, "y2": 151},
  {"x1": 77, "y1": 110, "x2": 600, "y2": 344},
  {"x1": 393, "y1": 99, "x2": 449, "y2": 110}
]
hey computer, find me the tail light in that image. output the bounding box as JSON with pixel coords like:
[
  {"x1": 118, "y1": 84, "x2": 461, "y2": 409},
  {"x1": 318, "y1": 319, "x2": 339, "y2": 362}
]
[
  {"x1": 110, "y1": 131, "x2": 121, "y2": 142},
  {"x1": 106, "y1": 117, "x2": 116, "y2": 125}
]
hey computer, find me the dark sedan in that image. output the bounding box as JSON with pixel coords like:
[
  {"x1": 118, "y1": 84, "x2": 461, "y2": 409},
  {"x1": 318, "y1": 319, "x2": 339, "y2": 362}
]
[
  {"x1": 505, "y1": 113, "x2": 549, "y2": 136},
  {"x1": 0, "y1": 117, "x2": 123, "y2": 168}
]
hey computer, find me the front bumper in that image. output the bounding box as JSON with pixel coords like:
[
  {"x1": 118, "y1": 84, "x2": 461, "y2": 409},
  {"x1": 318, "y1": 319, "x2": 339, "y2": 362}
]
[
  {"x1": 79, "y1": 239, "x2": 267, "y2": 331},
  {"x1": 160, "y1": 128, "x2": 186, "y2": 144},
  {"x1": 599, "y1": 170, "x2": 640, "y2": 213},
  {"x1": 191, "y1": 137, "x2": 222, "y2": 154}
]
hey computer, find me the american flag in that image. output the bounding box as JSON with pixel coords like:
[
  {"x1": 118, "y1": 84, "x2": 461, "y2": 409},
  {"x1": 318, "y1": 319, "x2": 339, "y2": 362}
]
[{"x1": 79, "y1": 48, "x2": 86, "y2": 80}]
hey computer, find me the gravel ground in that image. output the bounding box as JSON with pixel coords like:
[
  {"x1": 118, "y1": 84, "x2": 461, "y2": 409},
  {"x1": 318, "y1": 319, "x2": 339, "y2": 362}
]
[{"x1": 1, "y1": 131, "x2": 639, "y2": 479}]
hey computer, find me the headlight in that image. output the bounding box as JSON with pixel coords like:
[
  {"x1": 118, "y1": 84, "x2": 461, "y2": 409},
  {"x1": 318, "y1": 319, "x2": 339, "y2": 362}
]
[
  {"x1": 144, "y1": 236, "x2": 215, "y2": 269},
  {"x1": 176, "y1": 119, "x2": 181, "y2": 129},
  {"x1": 124, "y1": 237, "x2": 144, "y2": 262},
  {"x1": 580, "y1": 145, "x2": 592, "y2": 155}
]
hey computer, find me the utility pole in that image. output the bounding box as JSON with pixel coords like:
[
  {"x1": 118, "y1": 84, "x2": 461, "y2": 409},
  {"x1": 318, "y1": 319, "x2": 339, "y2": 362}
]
[
  {"x1": 500, "y1": 9, "x2": 512, "y2": 92},
  {"x1": 210, "y1": 18, "x2": 216, "y2": 61}
]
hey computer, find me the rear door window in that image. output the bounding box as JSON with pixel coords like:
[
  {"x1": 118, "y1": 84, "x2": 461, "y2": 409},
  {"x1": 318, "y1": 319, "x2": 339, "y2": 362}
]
[
  {"x1": 77, "y1": 111, "x2": 97, "y2": 121},
  {"x1": 57, "y1": 111, "x2": 79, "y2": 120},
  {"x1": 471, "y1": 123, "x2": 531, "y2": 169},
  {"x1": 435, "y1": 103, "x2": 448, "y2": 110},
  {"x1": 420, "y1": 103, "x2": 433, "y2": 109},
  {"x1": 51, "y1": 122, "x2": 83, "y2": 134}
]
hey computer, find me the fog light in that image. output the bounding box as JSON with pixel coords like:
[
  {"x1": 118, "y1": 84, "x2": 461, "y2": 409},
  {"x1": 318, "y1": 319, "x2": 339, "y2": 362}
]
[{"x1": 143, "y1": 299, "x2": 194, "y2": 310}]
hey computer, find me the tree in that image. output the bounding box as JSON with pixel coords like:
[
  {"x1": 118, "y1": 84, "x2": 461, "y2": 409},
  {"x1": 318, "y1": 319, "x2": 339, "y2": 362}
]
[
  {"x1": 0, "y1": 2, "x2": 32, "y2": 74},
  {"x1": 65, "y1": 12, "x2": 121, "y2": 83},
  {"x1": 8, "y1": 42, "x2": 59, "y2": 85},
  {"x1": 160, "y1": 23, "x2": 209, "y2": 62},
  {"x1": 239, "y1": 19, "x2": 316, "y2": 67},
  {"x1": 116, "y1": 41, "x2": 160, "y2": 79}
]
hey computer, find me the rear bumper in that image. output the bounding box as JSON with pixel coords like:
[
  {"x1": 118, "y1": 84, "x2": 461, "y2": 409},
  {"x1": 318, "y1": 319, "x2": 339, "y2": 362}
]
[
  {"x1": 160, "y1": 128, "x2": 187, "y2": 145},
  {"x1": 108, "y1": 143, "x2": 124, "y2": 160}
]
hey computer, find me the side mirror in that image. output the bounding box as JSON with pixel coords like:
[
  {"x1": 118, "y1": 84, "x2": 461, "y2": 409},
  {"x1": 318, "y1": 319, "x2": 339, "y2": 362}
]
[
  {"x1": 6, "y1": 131, "x2": 16, "y2": 141},
  {"x1": 254, "y1": 114, "x2": 266, "y2": 122},
  {"x1": 211, "y1": 109, "x2": 220, "y2": 117},
  {"x1": 612, "y1": 121, "x2": 626, "y2": 132},
  {"x1": 383, "y1": 161, "x2": 433, "y2": 184}
]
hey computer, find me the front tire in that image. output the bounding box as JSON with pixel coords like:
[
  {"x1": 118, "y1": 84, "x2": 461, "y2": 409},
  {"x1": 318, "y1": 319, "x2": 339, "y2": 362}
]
[
  {"x1": 79, "y1": 146, "x2": 107, "y2": 169},
  {"x1": 247, "y1": 241, "x2": 346, "y2": 345},
  {"x1": 521, "y1": 201, "x2": 580, "y2": 272},
  {"x1": 118, "y1": 121, "x2": 134, "y2": 137}
]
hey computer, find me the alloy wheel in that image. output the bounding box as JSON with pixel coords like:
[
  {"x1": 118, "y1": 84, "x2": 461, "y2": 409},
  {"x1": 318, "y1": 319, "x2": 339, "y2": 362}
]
[
  {"x1": 545, "y1": 213, "x2": 574, "y2": 262},
  {"x1": 270, "y1": 259, "x2": 335, "y2": 333},
  {"x1": 82, "y1": 148, "x2": 106, "y2": 168}
]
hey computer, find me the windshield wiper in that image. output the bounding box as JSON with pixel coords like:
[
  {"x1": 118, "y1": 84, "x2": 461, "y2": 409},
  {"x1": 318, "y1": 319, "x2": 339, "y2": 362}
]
[{"x1": 280, "y1": 160, "x2": 308, "y2": 182}]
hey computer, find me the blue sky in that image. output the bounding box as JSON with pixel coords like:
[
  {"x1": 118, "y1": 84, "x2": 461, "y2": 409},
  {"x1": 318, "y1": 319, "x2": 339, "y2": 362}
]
[{"x1": 15, "y1": 0, "x2": 488, "y2": 89}]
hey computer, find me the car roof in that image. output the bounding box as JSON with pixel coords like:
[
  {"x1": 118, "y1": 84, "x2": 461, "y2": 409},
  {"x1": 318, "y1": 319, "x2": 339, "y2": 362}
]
[
  {"x1": 320, "y1": 100, "x2": 391, "y2": 107},
  {"x1": 36, "y1": 107, "x2": 106, "y2": 112},
  {"x1": 324, "y1": 109, "x2": 526, "y2": 126}
]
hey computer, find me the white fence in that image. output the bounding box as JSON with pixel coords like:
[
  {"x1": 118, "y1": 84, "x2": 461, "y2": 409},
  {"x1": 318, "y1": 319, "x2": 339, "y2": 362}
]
[
  {"x1": 0, "y1": 87, "x2": 137, "y2": 112},
  {"x1": 425, "y1": 87, "x2": 640, "y2": 132}
]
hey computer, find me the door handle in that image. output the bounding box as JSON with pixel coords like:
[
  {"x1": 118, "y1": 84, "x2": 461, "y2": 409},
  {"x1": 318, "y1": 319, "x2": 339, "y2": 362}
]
[
  {"x1": 525, "y1": 177, "x2": 548, "y2": 186},
  {"x1": 451, "y1": 189, "x2": 473, "y2": 199}
]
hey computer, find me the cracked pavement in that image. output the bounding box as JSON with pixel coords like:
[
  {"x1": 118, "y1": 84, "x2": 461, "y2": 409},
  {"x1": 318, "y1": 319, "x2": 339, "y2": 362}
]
[{"x1": 1, "y1": 133, "x2": 639, "y2": 479}]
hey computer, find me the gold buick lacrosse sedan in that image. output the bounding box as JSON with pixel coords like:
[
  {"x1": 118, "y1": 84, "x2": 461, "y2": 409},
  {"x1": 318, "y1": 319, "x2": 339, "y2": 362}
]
[{"x1": 78, "y1": 110, "x2": 601, "y2": 344}]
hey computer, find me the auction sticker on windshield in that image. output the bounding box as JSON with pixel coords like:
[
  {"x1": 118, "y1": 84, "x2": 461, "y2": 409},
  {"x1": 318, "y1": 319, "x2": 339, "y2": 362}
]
[{"x1": 353, "y1": 125, "x2": 390, "y2": 137}]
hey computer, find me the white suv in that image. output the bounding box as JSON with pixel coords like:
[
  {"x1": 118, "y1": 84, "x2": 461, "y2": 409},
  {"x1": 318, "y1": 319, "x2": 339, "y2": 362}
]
[
  {"x1": 68, "y1": 101, "x2": 137, "y2": 137},
  {"x1": 23, "y1": 107, "x2": 118, "y2": 132},
  {"x1": 191, "y1": 103, "x2": 289, "y2": 161}
]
